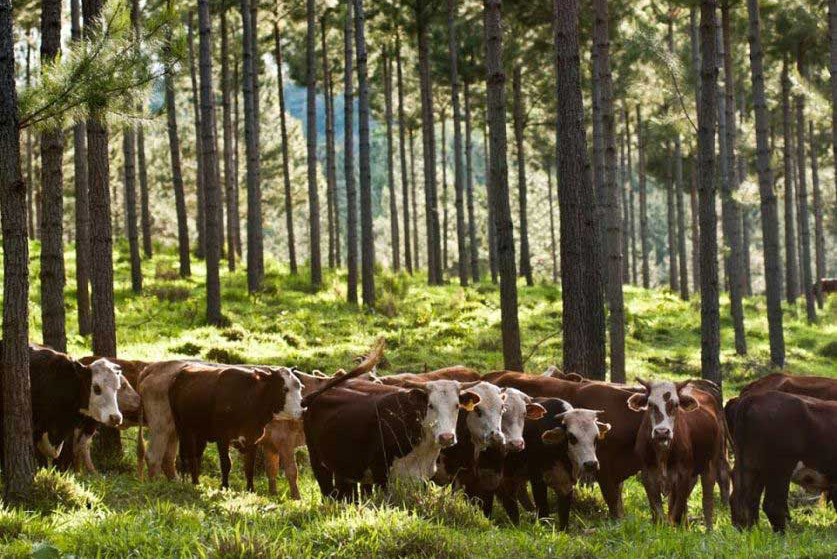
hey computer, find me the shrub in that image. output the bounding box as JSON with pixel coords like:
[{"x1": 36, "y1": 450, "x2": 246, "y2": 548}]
[
  {"x1": 205, "y1": 347, "x2": 246, "y2": 364},
  {"x1": 30, "y1": 469, "x2": 99, "y2": 514},
  {"x1": 152, "y1": 286, "x2": 191, "y2": 303},
  {"x1": 169, "y1": 341, "x2": 202, "y2": 356},
  {"x1": 221, "y1": 325, "x2": 247, "y2": 342},
  {"x1": 819, "y1": 340, "x2": 837, "y2": 359},
  {"x1": 208, "y1": 525, "x2": 285, "y2": 559}
]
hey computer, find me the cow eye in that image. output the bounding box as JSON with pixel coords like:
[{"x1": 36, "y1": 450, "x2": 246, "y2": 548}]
[
  {"x1": 93, "y1": 384, "x2": 102, "y2": 396},
  {"x1": 428, "y1": 403, "x2": 435, "y2": 410},
  {"x1": 568, "y1": 434, "x2": 578, "y2": 445}
]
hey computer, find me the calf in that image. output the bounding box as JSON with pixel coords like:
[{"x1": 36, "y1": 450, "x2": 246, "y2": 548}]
[
  {"x1": 627, "y1": 379, "x2": 723, "y2": 528},
  {"x1": 729, "y1": 390, "x2": 837, "y2": 532}
]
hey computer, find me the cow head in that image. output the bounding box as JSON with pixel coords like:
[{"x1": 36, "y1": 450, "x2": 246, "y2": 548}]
[
  {"x1": 80, "y1": 359, "x2": 124, "y2": 427},
  {"x1": 626, "y1": 378, "x2": 699, "y2": 449},
  {"x1": 500, "y1": 387, "x2": 546, "y2": 453},
  {"x1": 462, "y1": 382, "x2": 506, "y2": 451},
  {"x1": 265, "y1": 367, "x2": 304, "y2": 421},
  {"x1": 400, "y1": 379, "x2": 482, "y2": 448},
  {"x1": 541, "y1": 408, "x2": 610, "y2": 480},
  {"x1": 116, "y1": 377, "x2": 141, "y2": 415}
]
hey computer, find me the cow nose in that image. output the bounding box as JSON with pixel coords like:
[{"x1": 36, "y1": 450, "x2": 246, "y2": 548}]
[
  {"x1": 438, "y1": 433, "x2": 456, "y2": 447},
  {"x1": 506, "y1": 439, "x2": 525, "y2": 452},
  {"x1": 109, "y1": 413, "x2": 123, "y2": 427},
  {"x1": 653, "y1": 427, "x2": 671, "y2": 440},
  {"x1": 583, "y1": 460, "x2": 599, "y2": 472}
]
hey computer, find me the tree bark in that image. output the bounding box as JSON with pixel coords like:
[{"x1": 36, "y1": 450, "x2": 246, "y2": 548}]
[
  {"x1": 306, "y1": 0, "x2": 322, "y2": 288},
  {"x1": 485, "y1": 114, "x2": 498, "y2": 283},
  {"x1": 810, "y1": 121, "x2": 825, "y2": 309},
  {"x1": 512, "y1": 65, "x2": 532, "y2": 287},
  {"x1": 591, "y1": 20, "x2": 607, "y2": 293},
  {"x1": 448, "y1": 0, "x2": 467, "y2": 286},
  {"x1": 123, "y1": 129, "x2": 143, "y2": 294},
  {"x1": 397, "y1": 35, "x2": 413, "y2": 275},
  {"x1": 39, "y1": 0, "x2": 67, "y2": 352},
  {"x1": 384, "y1": 50, "x2": 400, "y2": 272},
  {"x1": 690, "y1": 163, "x2": 700, "y2": 293},
  {"x1": 322, "y1": 17, "x2": 337, "y2": 270},
  {"x1": 831, "y1": 0, "x2": 837, "y2": 232},
  {"x1": 781, "y1": 58, "x2": 799, "y2": 303},
  {"x1": 188, "y1": 13, "x2": 206, "y2": 260},
  {"x1": 221, "y1": 9, "x2": 236, "y2": 272},
  {"x1": 484, "y1": 0, "x2": 522, "y2": 371},
  {"x1": 25, "y1": 32, "x2": 34, "y2": 241},
  {"x1": 554, "y1": 0, "x2": 606, "y2": 379},
  {"x1": 274, "y1": 22, "x2": 297, "y2": 275},
  {"x1": 636, "y1": 106, "x2": 649, "y2": 289},
  {"x1": 410, "y1": 127, "x2": 420, "y2": 271},
  {"x1": 795, "y1": 56, "x2": 817, "y2": 324},
  {"x1": 698, "y1": 0, "x2": 721, "y2": 386},
  {"x1": 241, "y1": 0, "x2": 263, "y2": 292},
  {"x1": 137, "y1": 127, "x2": 152, "y2": 259},
  {"x1": 464, "y1": 79, "x2": 479, "y2": 282},
  {"x1": 344, "y1": 0, "x2": 357, "y2": 303},
  {"x1": 1, "y1": 0, "x2": 36, "y2": 501},
  {"x1": 624, "y1": 103, "x2": 637, "y2": 285},
  {"x1": 355, "y1": 0, "x2": 375, "y2": 306},
  {"x1": 232, "y1": 50, "x2": 242, "y2": 258},
  {"x1": 676, "y1": 137, "x2": 689, "y2": 300},
  {"x1": 620, "y1": 129, "x2": 629, "y2": 284},
  {"x1": 441, "y1": 111, "x2": 448, "y2": 273}
]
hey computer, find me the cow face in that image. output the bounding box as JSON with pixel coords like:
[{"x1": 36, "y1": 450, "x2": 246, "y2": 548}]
[
  {"x1": 500, "y1": 388, "x2": 546, "y2": 453},
  {"x1": 542, "y1": 409, "x2": 610, "y2": 480},
  {"x1": 82, "y1": 359, "x2": 124, "y2": 427},
  {"x1": 271, "y1": 367, "x2": 304, "y2": 420},
  {"x1": 116, "y1": 377, "x2": 141, "y2": 415},
  {"x1": 463, "y1": 382, "x2": 506, "y2": 451},
  {"x1": 626, "y1": 379, "x2": 699, "y2": 448},
  {"x1": 401, "y1": 380, "x2": 482, "y2": 448}
]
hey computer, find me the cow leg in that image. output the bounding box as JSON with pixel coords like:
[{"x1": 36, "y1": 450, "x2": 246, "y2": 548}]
[
  {"x1": 76, "y1": 430, "x2": 97, "y2": 474},
  {"x1": 281, "y1": 448, "x2": 301, "y2": 500},
  {"x1": 183, "y1": 435, "x2": 201, "y2": 485},
  {"x1": 700, "y1": 469, "x2": 717, "y2": 531},
  {"x1": 264, "y1": 448, "x2": 280, "y2": 496},
  {"x1": 479, "y1": 490, "x2": 495, "y2": 519},
  {"x1": 598, "y1": 477, "x2": 625, "y2": 519},
  {"x1": 555, "y1": 488, "x2": 573, "y2": 531},
  {"x1": 668, "y1": 473, "x2": 697, "y2": 527},
  {"x1": 308, "y1": 448, "x2": 335, "y2": 498},
  {"x1": 640, "y1": 469, "x2": 665, "y2": 524},
  {"x1": 498, "y1": 482, "x2": 520, "y2": 525},
  {"x1": 162, "y1": 430, "x2": 179, "y2": 480},
  {"x1": 516, "y1": 484, "x2": 535, "y2": 512},
  {"x1": 531, "y1": 475, "x2": 550, "y2": 519},
  {"x1": 243, "y1": 446, "x2": 257, "y2": 492},
  {"x1": 217, "y1": 441, "x2": 232, "y2": 489},
  {"x1": 762, "y1": 476, "x2": 791, "y2": 533},
  {"x1": 731, "y1": 464, "x2": 764, "y2": 529},
  {"x1": 717, "y1": 456, "x2": 731, "y2": 507}
]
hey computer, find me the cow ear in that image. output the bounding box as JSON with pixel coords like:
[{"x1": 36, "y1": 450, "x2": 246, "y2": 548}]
[
  {"x1": 541, "y1": 426, "x2": 566, "y2": 446},
  {"x1": 525, "y1": 403, "x2": 547, "y2": 420},
  {"x1": 680, "y1": 394, "x2": 700, "y2": 412},
  {"x1": 459, "y1": 391, "x2": 481, "y2": 411},
  {"x1": 627, "y1": 393, "x2": 648, "y2": 412},
  {"x1": 408, "y1": 388, "x2": 429, "y2": 406},
  {"x1": 596, "y1": 421, "x2": 612, "y2": 440}
]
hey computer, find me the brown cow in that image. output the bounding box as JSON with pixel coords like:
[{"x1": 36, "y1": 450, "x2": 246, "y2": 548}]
[
  {"x1": 729, "y1": 390, "x2": 837, "y2": 532},
  {"x1": 377, "y1": 366, "x2": 482, "y2": 385},
  {"x1": 627, "y1": 379, "x2": 724, "y2": 528}
]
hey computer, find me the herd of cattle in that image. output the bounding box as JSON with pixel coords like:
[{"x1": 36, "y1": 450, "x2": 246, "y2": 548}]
[{"x1": 4, "y1": 338, "x2": 836, "y2": 534}]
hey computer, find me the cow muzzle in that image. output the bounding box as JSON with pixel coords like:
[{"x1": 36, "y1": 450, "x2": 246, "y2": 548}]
[
  {"x1": 506, "y1": 439, "x2": 525, "y2": 453},
  {"x1": 437, "y1": 432, "x2": 456, "y2": 448},
  {"x1": 653, "y1": 427, "x2": 671, "y2": 446},
  {"x1": 486, "y1": 430, "x2": 505, "y2": 449},
  {"x1": 107, "y1": 413, "x2": 123, "y2": 427}
]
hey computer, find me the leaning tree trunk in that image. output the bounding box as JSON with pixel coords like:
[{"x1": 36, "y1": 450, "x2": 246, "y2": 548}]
[
  {"x1": 555, "y1": 0, "x2": 606, "y2": 379},
  {"x1": 355, "y1": 0, "x2": 375, "y2": 306},
  {"x1": 464, "y1": 78, "x2": 479, "y2": 282},
  {"x1": 39, "y1": 0, "x2": 67, "y2": 352},
  {"x1": 306, "y1": 0, "x2": 322, "y2": 288},
  {"x1": 242, "y1": 0, "x2": 263, "y2": 292},
  {"x1": 322, "y1": 17, "x2": 338, "y2": 270},
  {"x1": 123, "y1": 129, "x2": 143, "y2": 294},
  {"x1": 637, "y1": 106, "x2": 649, "y2": 289},
  {"x1": 188, "y1": 13, "x2": 206, "y2": 259},
  {"x1": 512, "y1": 65, "x2": 532, "y2": 287},
  {"x1": 273, "y1": 21, "x2": 297, "y2": 274},
  {"x1": 809, "y1": 121, "x2": 825, "y2": 309},
  {"x1": 697, "y1": 0, "x2": 721, "y2": 386},
  {"x1": 746, "y1": 0, "x2": 784, "y2": 366},
  {"x1": 221, "y1": 9, "x2": 236, "y2": 271},
  {"x1": 383, "y1": 50, "x2": 400, "y2": 272},
  {"x1": 781, "y1": 58, "x2": 799, "y2": 303},
  {"x1": 484, "y1": 0, "x2": 522, "y2": 371},
  {"x1": 1, "y1": 0, "x2": 36, "y2": 502},
  {"x1": 448, "y1": 0, "x2": 467, "y2": 286},
  {"x1": 594, "y1": 0, "x2": 624, "y2": 383},
  {"x1": 795, "y1": 57, "x2": 817, "y2": 324},
  {"x1": 397, "y1": 35, "x2": 413, "y2": 274}
]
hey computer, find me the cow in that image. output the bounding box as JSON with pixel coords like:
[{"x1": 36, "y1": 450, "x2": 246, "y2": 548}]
[
  {"x1": 0, "y1": 344, "x2": 124, "y2": 468},
  {"x1": 820, "y1": 278, "x2": 837, "y2": 294},
  {"x1": 377, "y1": 366, "x2": 482, "y2": 385},
  {"x1": 728, "y1": 390, "x2": 837, "y2": 532},
  {"x1": 168, "y1": 340, "x2": 384, "y2": 491},
  {"x1": 303, "y1": 376, "x2": 493, "y2": 500},
  {"x1": 627, "y1": 378, "x2": 724, "y2": 529}
]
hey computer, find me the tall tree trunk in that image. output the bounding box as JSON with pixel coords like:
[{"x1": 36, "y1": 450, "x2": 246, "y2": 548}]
[
  {"x1": 698, "y1": 0, "x2": 721, "y2": 386},
  {"x1": 720, "y1": 3, "x2": 746, "y2": 354},
  {"x1": 620, "y1": 129, "x2": 629, "y2": 284},
  {"x1": 448, "y1": 0, "x2": 467, "y2": 286},
  {"x1": 624, "y1": 103, "x2": 637, "y2": 285},
  {"x1": 221, "y1": 9, "x2": 236, "y2": 272},
  {"x1": 344, "y1": 0, "x2": 357, "y2": 303},
  {"x1": 1, "y1": 0, "x2": 36, "y2": 501},
  {"x1": 637, "y1": 106, "x2": 649, "y2": 289},
  {"x1": 830, "y1": 0, "x2": 837, "y2": 231},
  {"x1": 441, "y1": 112, "x2": 449, "y2": 273},
  {"x1": 25, "y1": 32, "x2": 34, "y2": 241},
  {"x1": 397, "y1": 35, "x2": 413, "y2": 275},
  {"x1": 306, "y1": 0, "x2": 322, "y2": 288},
  {"x1": 417, "y1": 0, "x2": 442, "y2": 284},
  {"x1": 123, "y1": 129, "x2": 143, "y2": 294},
  {"x1": 242, "y1": 0, "x2": 263, "y2": 292},
  {"x1": 745, "y1": 0, "x2": 784, "y2": 366},
  {"x1": 322, "y1": 17, "x2": 337, "y2": 270},
  {"x1": 739, "y1": 140, "x2": 752, "y2": 296},
  {"x1": 666, "y1": 141, "x2": 678, "y2": 292},
  {"x1": 690, "y1": 163, "x2": 700, "y2": 292},
  {"x1": 188, "y1": 13, "x2": 206, "y2": 259},
  {"x1": 464, "y1": 79, "x2": 479, "y2": 282},
  {"x1": 355, "y1": 0, "x2": 375, "y2": 306},
  {"x1": 410, "y1": 127, "x2": 420, "y2": 270},
  {"x1": 591, "y1": 22, "x2": 607, "y2": 293},
  {"x1": 512, "y1": 65, "x2": 532, "y2": 287},
  {"x1": 795, "y1": 56, "x2": 817, "y2": 323},
  {"x1": 810, "y1": 121, "x2": 824, "y2": 309},
  {"x1": 547, "y1": 156, "x2": 558, "y2": 283},
  {"x1": 71, "y1": 0, "x2": 91, "y2": 336},
  {"x1": 676, "y1": 138, "x2": 689, "y2": 300},
  {"x1": 137, "y1": 129, "x2": 152, "y2": 259},
  {"x1": 274, "y1": 21, "x2": 298, "y2": 274},
  {"x1": 781, "y1": 58, "x2": 799, "y2": 303},
  {"x1": 232, "y1": 49, "x2": 242, "y2": 258},
  {"x1": 555, "y1": 0, "x2": 606, "y2": 379},
  {"x1": 198, "y1": 0, "x2": 222, "y2": 324},
  {"x1": 485, "y1": 114, "x2": 498, "y2": 283},
  {"x1": 484, "y1": 0, "x2": 522, "y2": 371},
  {"x1": 383, "y1": 50, "x2": 400, "y2": 272},
  {"x1": 39, "y1": 0, "x2": 67, "y2": 352}
]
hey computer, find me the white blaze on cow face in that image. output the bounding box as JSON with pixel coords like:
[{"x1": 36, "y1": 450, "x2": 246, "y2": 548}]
[
  {"x1": 273, "y1": 368, "x2": 304, "y2": 421},
  {"x1": 464, "y1": 382, "x2": 506, "y2": 451},
  {"x1": 421, "y1": 380, "x2": 468, "y2": 447},
  {"x1": 500, "y1": 388, "x2": 546, "y2": 452},
  {"x1": 83, "y1": 359, "x2": 123, "y2": 427},
  {"x1": 627, "y1": 379, "x2": 699, "y2": 448}
]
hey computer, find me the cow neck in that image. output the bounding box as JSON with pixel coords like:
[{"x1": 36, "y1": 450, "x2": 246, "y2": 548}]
[
  {"x1": 389, "y1": 431, "x2": 440, "y2": 481},
  {"x1": 73, "y1": 361, "x2": 92, "y2": 417}
]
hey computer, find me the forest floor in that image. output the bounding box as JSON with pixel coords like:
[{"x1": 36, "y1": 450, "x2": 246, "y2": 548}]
[{"x1": 2, "y1": 242, "x2": 836, "y2": 559}]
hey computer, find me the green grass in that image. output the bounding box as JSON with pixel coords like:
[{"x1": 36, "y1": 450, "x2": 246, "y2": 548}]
[{"x1": 3, "y1": 242, "x2": 836, "y2": 558}]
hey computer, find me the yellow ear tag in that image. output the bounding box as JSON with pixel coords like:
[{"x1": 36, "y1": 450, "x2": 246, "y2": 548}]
[{"x1": 461, "y1": 401, "x2": 477, "y2": 412}]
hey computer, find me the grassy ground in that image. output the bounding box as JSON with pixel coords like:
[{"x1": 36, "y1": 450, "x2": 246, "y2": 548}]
[{"x1": 2, "y1": 242, "x2": 836, "y2": 559}]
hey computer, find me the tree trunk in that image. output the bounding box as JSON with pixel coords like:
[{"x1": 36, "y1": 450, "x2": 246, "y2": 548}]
[
  {"x1": 441, "y1": 112, "x2": 448, "y2": 273},
  {"x1": 397, "y1": 35, "x2": 413, "y2": 275},
  {"x1": 25, "y1": 32, "x2": 34, "y2": 241},
  {"x1": 232, "y1": 50, "x2": 242, "y2": 258},
  {"x1": 384, "y1": 50, "x2": 400, "y2": 272},
  {"x1": 137, "y1": 128, "x2": 152, "y2": 259},
  {"x1": 637, "y1": 106, "x2": 649, "y2": 289},
  {"x1": 512, "y1": 65, "x2": 532, "y2": 287},
  {"x1": 306, "y1": 0, "x2": 322, "y2": 288},
  {"x1": 188, "y1": 13, "x2": 206, "y2": 260},
  {"x1": 720, "y1": 3, "x2": 747, "y2": 354},
  {"x1": 484, "y1": 0, "x2": 522, "y2": 371},
  {"x1": 554, "y1": 0, "x2": 606, "y2": 379},
  {"x1": 274, "y1": 22, "x2": 298, "y2": 275},
  {"x1": 624, "y1": 103, "x2": 637, "y2": 285},
  {"x1": 322, "y1": 17, "x2": 337, "y2": 270},
  {"x1": 448, "y1": 0, "x2": 467, "y2": 286},
  {"x1": 417, "y1": 0, "x2": 442, "y2": 284},
  {"x1": 241, "y1": 0, "x2": 263, "y2": 292},
  {"x1": 547, "y1": 156, "x2": 558, "y2": 284},
  {"x1": 780, "y1": 58, "x2": 799, "y2": 303},
  {"x1": 485, "y1": 114, "x2": 498, "y2": 284},
  {"x1": 795, "y1": 57, "x2": 817, "y2": 323},
  {"x1": 221, "y1": 9, "x2": 236, "y2": 272},
  {"x1": 344, "y1": 0, "x2": 357, "y2": 303},
  {"x1": 591, "y1": 23, "x2": 607, "y2": 293},
  {"x1": 675, "y1": 138, "x2": 689, "y2": 300},
  {"x1": 745, "y1": 0, "x2": 784, "y2": 366},
  {"x1": 690, "y1": 163, "x2": 700, "y2": 293},
  {"x1": 1, "y1": 0, "x2": 36, "y2": 501},
  {"x1": 410, "y1": 127, "x2": 420, "y2": 270},
  {"x1": 355, "y1": 0, "x2": 375, "y2": 306},
  {"x1": 810, "y1": 121, "x2": 824, "y2": 309},
  {"x1": 464, "y1": 78, "x2": 479, "y2": 282},
  {"x1": 620, "y1": 129, "x2": 629, "y2": 284},
  {"x1": 830, "y1": 0, "x2": 837, "y2": 232},
  {"x1": 40, "y1": 0, "x2": 67, "y2": 352},
  {"x1": 666, "y1": 141, "x2": 678, "y2": 292},
  {"x1": 123, "y1": 129, "x2": 143, "y2": 294},
  {"x1": 71, "y1": 0, "x2": 91, "y2": 336},
  {"x1": 198, "y1": 0, "x2": 222, "y2": 324},
  {"x1": 697, "y1": 0, "x2": 721, "y2": 386}
]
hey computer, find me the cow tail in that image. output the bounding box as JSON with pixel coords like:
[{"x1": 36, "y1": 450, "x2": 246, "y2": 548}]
[
  {"x1": 301, "y1": 337, "x2": 385, "y2": 408},
  {"x1": 137, "y1": 402, "x2": 145, "y2": 481}
]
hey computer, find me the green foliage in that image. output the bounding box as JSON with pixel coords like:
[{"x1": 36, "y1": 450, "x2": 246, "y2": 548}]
[{"x1": 29, "y1": 469, "x2": 99, "y2": 515}]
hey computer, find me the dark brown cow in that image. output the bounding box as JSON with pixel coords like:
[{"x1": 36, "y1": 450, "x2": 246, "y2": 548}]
[
  {"x1": 729, "y1": 391, "x2": 837, "y2": 532},
  {"x1": 627, "y1": 379, "x2": 724, "y2": 528}
]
